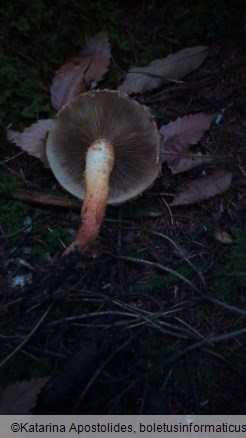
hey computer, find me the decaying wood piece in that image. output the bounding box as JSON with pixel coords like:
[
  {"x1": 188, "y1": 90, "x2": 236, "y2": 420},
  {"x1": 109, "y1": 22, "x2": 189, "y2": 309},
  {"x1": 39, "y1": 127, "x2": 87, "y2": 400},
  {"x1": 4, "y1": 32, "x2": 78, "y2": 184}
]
[{"x1": 10, "y1": 189, "x2": 81, "y2": 209}]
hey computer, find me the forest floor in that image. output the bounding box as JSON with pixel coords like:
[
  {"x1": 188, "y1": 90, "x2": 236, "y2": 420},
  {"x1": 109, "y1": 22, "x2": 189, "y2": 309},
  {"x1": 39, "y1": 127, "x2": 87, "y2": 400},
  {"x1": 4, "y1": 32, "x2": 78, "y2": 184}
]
[{"x1": 0, "y1": 0, "x2": 245, "y2": 414}]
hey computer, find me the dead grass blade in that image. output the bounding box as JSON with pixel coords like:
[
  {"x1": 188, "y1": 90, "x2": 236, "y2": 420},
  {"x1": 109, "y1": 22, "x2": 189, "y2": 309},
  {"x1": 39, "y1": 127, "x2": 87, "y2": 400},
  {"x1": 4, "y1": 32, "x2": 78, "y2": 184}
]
[
  {"x1": 150, "y1": 230, "x2": 206, "y2": 284},
  {"x1": 107, "y1": 253, "x2": 199, "y2": 292},
  {"x1": 0, "y1": 304, "x2": 52, "y2": 369}
]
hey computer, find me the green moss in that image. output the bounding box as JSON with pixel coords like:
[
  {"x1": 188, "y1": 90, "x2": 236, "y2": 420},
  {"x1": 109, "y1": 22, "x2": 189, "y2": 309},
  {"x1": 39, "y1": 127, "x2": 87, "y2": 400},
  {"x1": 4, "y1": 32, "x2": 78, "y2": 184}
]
[
  {"x1": 123, "y1": 243, "x2": 140, "y2": 258},
  {"x1": 40, "y1": 228, "x2": 69, "y2": 250},
  {"x1": 210, "y1": 228, "x2": 246, "y2": 300},
  {"x1": 135, "y1": 265, "x2": 194, "y2": 293},
  {"x1": 1, "y1": 0, "x2": 244, "y2": 125},
  {"x1": 31, "y1": 358, "x2": 52, "y2": 377},
  {"x1": 140, "y1": 335, "x2": 177, "y2": 359},
  {"x1": 31, "y1": 245, "x2": 47, "y2": 264},
  {"x1": 147, "y1": 107, "x2": 173, "y2": 123},
  {"x1": 0, "y1": 0, "x2": 133, "y2": 123},
  {"x1": 0, "y1": 52, "x2": 52, "y2": 122},
  {"x1": 31, "y1": 227, "x2": 70, "y2": 263},
  {"x1": 0, "y1": 170, "x2": 21, "y2": 195},
  {"x1": 0, "y1": 201, "x2": 28, "y2": 233}
]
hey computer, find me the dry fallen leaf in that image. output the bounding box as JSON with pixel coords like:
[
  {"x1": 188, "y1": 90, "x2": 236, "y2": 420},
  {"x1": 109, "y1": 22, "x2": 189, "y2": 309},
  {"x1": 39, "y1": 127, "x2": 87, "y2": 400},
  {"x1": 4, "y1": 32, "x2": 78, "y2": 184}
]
[
  {"x1": 0, "y1": 377, "x2": 49, "y2": 414},
  {"x1": 164, "y1": 151, "x2": 209, "y2": 174},
  {"x1": 160, "y1": 113, "x2": 215, "y2": 152},
  {"x1": 51, "y1": 32, "x2": 111, "y2": 110},
  {"x1": 170, "y1": 170, "x2": 232, "y2": 206},
  {"x1": 160, "y1": 113, "x2": 215, "y2": 173},
  {"x1": 214, "y1": 230, "x2": 233, "y2": 244},
  {"x1": 118, "y1": 46, "x2": 208, "y2": 95},
  {"x1": 7, "y1": 119, "x2": 53, "y2": 167}
]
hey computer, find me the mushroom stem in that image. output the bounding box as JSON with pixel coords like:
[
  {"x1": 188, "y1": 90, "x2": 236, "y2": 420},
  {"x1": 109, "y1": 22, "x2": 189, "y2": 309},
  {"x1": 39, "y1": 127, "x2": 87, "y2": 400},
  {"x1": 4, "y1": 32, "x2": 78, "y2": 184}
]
[{"x1": 64, "y1": 140, "x2": 114, "y2": 255}]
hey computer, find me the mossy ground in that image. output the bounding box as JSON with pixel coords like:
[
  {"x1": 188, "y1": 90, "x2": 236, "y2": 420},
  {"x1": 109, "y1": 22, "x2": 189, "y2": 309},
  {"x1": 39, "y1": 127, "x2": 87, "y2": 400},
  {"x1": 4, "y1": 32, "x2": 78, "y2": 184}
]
[{"x1": 0, "y1": 0, "x2": 245, "y2": 414}]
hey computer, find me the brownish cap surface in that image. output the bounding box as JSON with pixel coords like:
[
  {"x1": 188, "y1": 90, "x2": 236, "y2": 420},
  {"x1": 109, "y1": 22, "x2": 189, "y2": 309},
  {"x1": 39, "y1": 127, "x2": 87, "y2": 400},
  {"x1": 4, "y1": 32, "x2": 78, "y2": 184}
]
[{"x1": 46, "y1": 90, "x2": 160, "y2": 204}]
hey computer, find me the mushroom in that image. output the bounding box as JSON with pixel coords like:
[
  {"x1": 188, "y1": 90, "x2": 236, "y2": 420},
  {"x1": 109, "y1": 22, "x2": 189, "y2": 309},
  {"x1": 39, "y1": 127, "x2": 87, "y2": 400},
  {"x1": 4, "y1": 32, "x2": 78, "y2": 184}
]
[{"x1": 46, "y1": 90, "x2": 160, "y2": 254}]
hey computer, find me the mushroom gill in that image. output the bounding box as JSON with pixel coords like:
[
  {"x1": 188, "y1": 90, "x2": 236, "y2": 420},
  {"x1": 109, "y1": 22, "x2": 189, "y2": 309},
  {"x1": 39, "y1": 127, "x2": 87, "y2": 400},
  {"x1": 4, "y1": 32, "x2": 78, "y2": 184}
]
[{"x1": 46, "y1": 90, "x2": 160, "y2": 253}]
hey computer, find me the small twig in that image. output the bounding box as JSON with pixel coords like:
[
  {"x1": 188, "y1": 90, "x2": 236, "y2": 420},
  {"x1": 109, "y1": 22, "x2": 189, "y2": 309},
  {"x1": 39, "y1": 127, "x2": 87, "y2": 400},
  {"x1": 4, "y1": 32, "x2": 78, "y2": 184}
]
[
  {"x1": 159, "y1": 196, "x2": 174, "y2": 225},
  {"x1": 109, "y1": 327, "x2": 246, "y2": 413},
  {"x1": 105, "y1": 252, "x2": 199, "y2": 292},
  {"x1": 71, "y1": 329, "x2": 142, "y2": 413},
  {"x1": 0, "y1": 161, "x2": 30, "y2": 184},
  {"x1": 107, "y1": 251, "x2": 245, "y2": 317},
  {"x1": 36, "y1": 250, "x2": 84, "y2": 301},
  {"x1": 28, "y1": 346, "x2": 67, "y2": 359},
  {"x1": 207, "y1": 327, "x2": 246, "y2": 343},
  {"x1": 202, "y1": 348, "x2": 245, "y2": 381},
  {"x1": 128, "y1": 313, "x2": 196, "y2": 340},
  {"x1": 151, "y1": 328, "x2": 246, "y2": 379},
  {"x1": 9, "y1": 188, "x2": 81, "y2": 209},
  {"x1": 174, "y1": 316, "x2": 213, "y2": 345},
  {"x1": 185, "y1": 352, "x2": 201, "y2": 414},
  {"x1": 111, "y1": 301, "x2": 203, "y2": 340},
  {"x1": 48, "y1": 310, "x2": 140, "y2": 327},
  {"x1": 144, "y1": 63, "x2": 244, "y2": 104},
  {"x1": 0, "y1": 303, "x2": 52, "y2": 369},
  {"x1": 149, "y1": 230, "x2": 206, "y2": 285},
  {"x1": 207, "y1": 298, "x2": 246, "y2": 317},
  {"x1": 0, "y1": 151, "x2": 25, "y2": 164}
]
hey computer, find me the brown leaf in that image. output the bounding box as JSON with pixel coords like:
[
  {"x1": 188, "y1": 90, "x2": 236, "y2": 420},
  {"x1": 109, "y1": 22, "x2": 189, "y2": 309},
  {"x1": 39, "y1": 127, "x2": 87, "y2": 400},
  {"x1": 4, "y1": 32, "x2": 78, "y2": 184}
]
[
  {"x1": 170, "y1": 170, "x2": 232, "y2": 206},
  {"x1": 118, "y1": 46, "x2": 208, "y2": 95},
  {"x1": 160, "y1": 113, "x2": 215, "y2": 173},
  {"x1": 7, "y1": 119, "x2": 53, "y2": 167},
  {"x1": 214, "y1": 230, "x2": 233, "y2": 244},
  {"x1": 0, "y1": 377, "x2": 49, "y2": 414},
  {"x1": 166, "y1": 152, "x2": 210, "y2": 174},
  {"x1": 51, "y1": 32, "x2": 111, "y2": 110},
  {"x1": 160, "y1": 113, "x2": 215, "y2": 151}
]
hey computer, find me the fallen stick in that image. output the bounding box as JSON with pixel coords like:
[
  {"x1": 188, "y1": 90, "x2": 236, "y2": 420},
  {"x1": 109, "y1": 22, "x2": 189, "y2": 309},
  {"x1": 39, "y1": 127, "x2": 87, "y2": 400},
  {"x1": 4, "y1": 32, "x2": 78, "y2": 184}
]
[{"x1": 10, "y1": 188, "x2": 81, "y2": 209}]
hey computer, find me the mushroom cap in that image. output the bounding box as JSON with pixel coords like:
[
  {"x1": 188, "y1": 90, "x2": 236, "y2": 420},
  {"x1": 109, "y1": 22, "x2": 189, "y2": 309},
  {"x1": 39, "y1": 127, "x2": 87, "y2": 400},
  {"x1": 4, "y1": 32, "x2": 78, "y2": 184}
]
[{"x1": 46, "y1": 90, "x2": 160, "y2": 205}]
